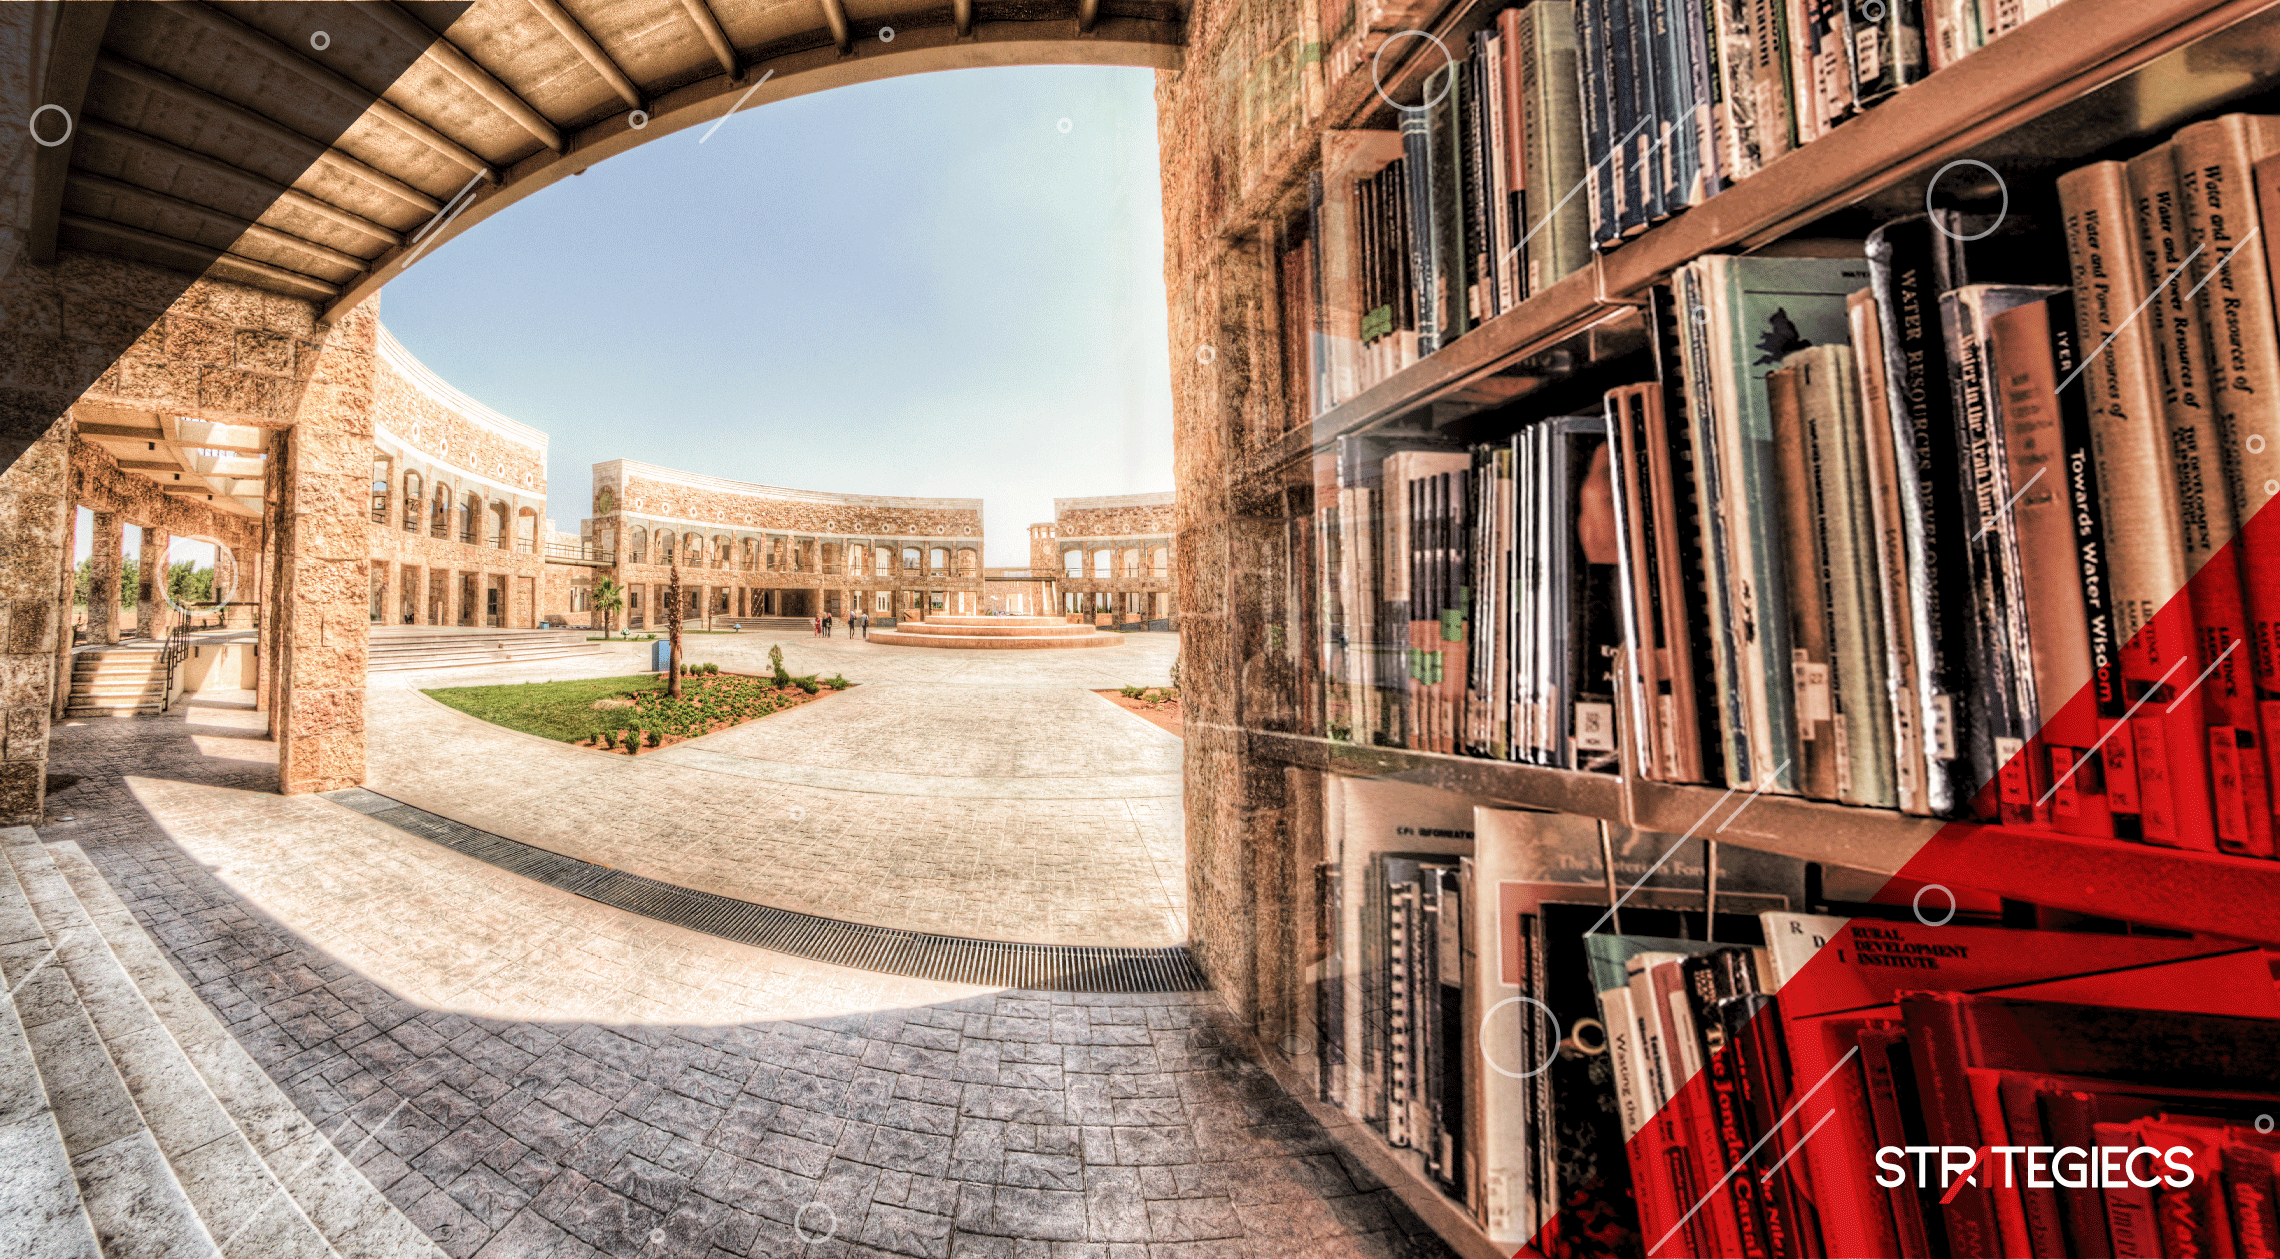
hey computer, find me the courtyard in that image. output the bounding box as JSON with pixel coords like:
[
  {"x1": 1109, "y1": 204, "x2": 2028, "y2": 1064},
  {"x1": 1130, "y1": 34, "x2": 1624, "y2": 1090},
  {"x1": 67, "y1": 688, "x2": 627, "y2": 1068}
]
[{"x1": 19, "y1": 638, "x2": 1455, "y2": 1259}]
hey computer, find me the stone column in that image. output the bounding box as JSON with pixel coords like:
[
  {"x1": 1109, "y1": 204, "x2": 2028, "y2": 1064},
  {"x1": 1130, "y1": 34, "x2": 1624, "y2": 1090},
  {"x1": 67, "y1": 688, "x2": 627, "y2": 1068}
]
[
  {"x1": 269, "y1": 310, "x2": 377, "y2": 796},
  {"x1": 88, "y1": 511, "x2": 121, "y2": 645},
  {"x1": 1, "y1": 421, "x2": 73, "y2": 824},
  {"x1": 137, "y1": 525, "x2": 170, "y2": 637},
  {"x1": 224, "y1": 545, "x2": 253, "y2": 628}
]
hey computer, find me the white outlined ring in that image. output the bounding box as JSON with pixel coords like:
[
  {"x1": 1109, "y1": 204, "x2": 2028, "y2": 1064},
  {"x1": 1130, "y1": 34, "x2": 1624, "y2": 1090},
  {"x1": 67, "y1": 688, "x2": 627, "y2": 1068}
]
[
  {"x1": 1925, "y1": 160, "x2": 2008, "y2": 241},
  {"x1": 1057, "y1": 118, "x2": 1073, "y2": 134},
  {"x1": 878, "y1": 26, "x2": 895, "y2": 41},
  {"x1": 162, "y1": 539, "x2": 238, "y2": 619},
  {"x1": 2258, "y1": 1114, "x2": 2275, "y2": 1133},
  {"x1": 1479, "y1": 996, "x2": 1560, "y2": 1079},
  {"x1": 648, "y1": 1229, "x2": 666, "y2": 1247},
  {"x1": 310, "y1": 31, "x2": 330, "y2": 51},
  {"x1": 793, "y1": 1203, "x2": 838, "y2": 1245},
  {"x1": 1370, "y1": 30, "x2": 1456, "y2": 113},
  {"x1": 30, "y1": 104, "x2": 72, "y2": 148},
  {"x1": 1913, "y1": 884, "x2": 1958, "y2": 927},
  {"x1": 788, "y1": 805, "x2": 806, "y2": 822},
  {"x1": 1278, "y1": 1031, "x2": 1316, "y2": 1058},
  {"x1": 1195, "y1": 345, "x2": 1216, "y2": 365},
  {"x1": 628, "y1": 110, "x2": 650, "y2": 130}
]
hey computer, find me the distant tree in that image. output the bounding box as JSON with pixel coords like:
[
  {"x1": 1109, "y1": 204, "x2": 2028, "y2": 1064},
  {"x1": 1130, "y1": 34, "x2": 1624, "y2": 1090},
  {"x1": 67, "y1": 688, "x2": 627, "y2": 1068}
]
[
  {"x1": 166, "y1": 560, "x2": 214, "y2": 608},
  {"x1": 591, "y1": 577, "x2": 624, "y2": 639},
  {"x1": 73, "y1": 556, "x2": 138, "y2": 608},
  {"x1": 663, "y1": 560, "x2": 684, "y2": 699}
]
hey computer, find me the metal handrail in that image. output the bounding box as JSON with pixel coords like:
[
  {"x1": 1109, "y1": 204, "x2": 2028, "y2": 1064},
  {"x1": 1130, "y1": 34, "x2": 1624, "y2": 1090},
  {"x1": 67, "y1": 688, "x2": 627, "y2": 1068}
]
[{"x1": 159, "y1": 620, "x2": 189, "y2": 713}]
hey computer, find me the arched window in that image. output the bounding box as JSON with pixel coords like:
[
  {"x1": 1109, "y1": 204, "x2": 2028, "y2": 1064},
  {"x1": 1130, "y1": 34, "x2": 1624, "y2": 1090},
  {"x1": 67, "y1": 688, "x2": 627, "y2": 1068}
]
[
  {"x1": 1064, "y1": 550, "x2": 1082, "y2": 577},
  {"x1": 875, "y1": 548, "x2": 890, "y2": 578},
  {"x1": 370, "y1": 458, "x2": 391, "y2": 524},
  {"x1": 957, "y1": 548, "x2": 978, "y2": 577},
  {"x1": 1150, "y1": 546, "x2": 1169, "y2": 579},
  {"x1": 655, "y1": 530, "x2": 674, "y2": 565},
  {"x1": 1093, "y1": 550, "x2": 1111, "y2": 578},
  {"x1": 402, "y1": 473, "x2": 422, "y2": 531},
  {"x1": 714, "y1": 536, "x2": 731, "y2": 569},
  {"x1": 1121, "y1": 549, "x2": 1141, "y2": 578},
  {"x1": 928, "y1": 547, "x2": 948, "y2": 574},
  {"x1": 684, "y1": 533, "x2": 702, "y2": 567},
  {"x1": 431, "y1": 483, "x2": 449, "y2": 537},
  {"x1": 742, "y1": 538, "x2": 756, "y2": 571},
  {"x1": 489, "y1": 501, "x2": 509, "y2": 549},
  {"x1": 902, "y1": 547, "x2": 921, "y2": 572},
  {"x1": 459, "y1": 494, "x2": 477, "y2": 543},
  {"x1": 629, "y1": 527, "x2": 647, "y2": 562}
]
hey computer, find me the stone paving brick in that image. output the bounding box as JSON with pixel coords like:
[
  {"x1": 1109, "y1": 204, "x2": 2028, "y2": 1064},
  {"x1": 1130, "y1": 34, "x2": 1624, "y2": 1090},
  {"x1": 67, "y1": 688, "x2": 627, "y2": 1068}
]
[{"x1": 34, "y1": 692, "x2": 1456, "y2": 1259}]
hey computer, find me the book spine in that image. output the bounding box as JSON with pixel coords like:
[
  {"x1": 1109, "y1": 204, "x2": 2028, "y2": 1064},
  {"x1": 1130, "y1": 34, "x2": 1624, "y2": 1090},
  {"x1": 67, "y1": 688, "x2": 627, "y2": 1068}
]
[
  {"x1": 1677, "y1": 265, "x2": 1756, "y2": 785},
  {"x1": 2130, "y1": 145, "x2": 2273, "y2": 857},
  {"x1": 1677, "y1": 0, "x2": 1725, "y2": 200},
  {"x1": 1566, "y1": 0, "x2": 1618, "y2": 248},
  {"x1": 1850, "y1": 290, "x2": 1930, "y2": 814},
  {"x1": 1647, "y1": 0, "x2": 1693, "y2": 211},
  {"x1": 2049, "y1": 293, "x2": 2137, "y2": 832},
  {"x1": 1711, "y1": 0, "x2": 1764, "y2": 180},
  {"x1": 2059, "y1": 159, "x2": 2220, "y2": 850},
  {"x1": 1608, "y1": 388, "x2": 1667, "y2": 777},
  {"x1": 2041, "y1": 1091, "x2": 2116, "y2": 1258},
  {"x1": 1743, "y1": 0, "x2": 1796, "y2": 165},
  {"x1": 1800, "y1": 344, "x2": 1899, "y2": 807},
  {"x1": 2182, "y1": 119, "x2": 2280, "y2": 844},
  {"x1": 1898, "y1": 994, "x2": 2005, "y2": 1256},
  {"x1": 1993, "y1": 1079, "x2": 2073, "y2": 1259},
  {"x1": 1768, "y1": 364, "x2": 1840, "y2": 800}
]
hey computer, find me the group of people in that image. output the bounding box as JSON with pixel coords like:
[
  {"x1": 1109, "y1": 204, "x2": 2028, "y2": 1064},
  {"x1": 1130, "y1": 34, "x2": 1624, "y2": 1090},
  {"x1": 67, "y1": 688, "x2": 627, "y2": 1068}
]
[{"x1": 813, "y1": 610, "x2": 871, "y2": 639}]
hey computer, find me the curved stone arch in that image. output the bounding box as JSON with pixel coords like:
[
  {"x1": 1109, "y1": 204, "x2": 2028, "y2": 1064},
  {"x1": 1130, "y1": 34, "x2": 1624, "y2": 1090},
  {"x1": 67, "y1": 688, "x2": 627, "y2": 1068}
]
[
  {"x1": 517, "y1": 505, "x2": 541, "y2": 553},
  {"x1": 956, "y1": 547, "x2": 979, "y2": 577},
  {"x1": 401, "y1": 470, "x2": 423, "y2": 532},
  {"x1": 460, "y1": 492, "x2": 480, "y2": 544},
  {"x1": 312, "y1": 30, "x2": 1186, "y2": 321},
  {"x1": 712, "y1": 534, "x2": 732, "y2": 569},
  {"x1": 629, "y1": 525, "x2": 648, "y2": 563},
  {"x1": 1092, "y1": 549, "x2": 1111, "y2": 579},
  {"x1": 369, "y1": 453, "x2": 393, "y2": 525},
  {"x1": 430, "y1": 479, "x2": 452, "y2": 537},
  {"x1": 159, "y1": 533, "x2": 239, "y2": 618},
  {"x1": 1063, "y1": 548, "x2": 1083, "y2": 577},
  {"x1": 928, "y1": 546, "x2": 949, "y2": 575},
  {"x1": 1120, "y1": 547, "x2": 1141, "y2": 578},
  {"x1": 1149, "y1": 544, "x2": 1169, "y2": 578},
  {"x1": 655, "y1": 528, "x2": 676, "y2": 565},
  {"x1": 741, "y1": 537, "x2": 758, "y2": 571},
  {"x1": 488, "y1": 499, "x2": 512, "y2": 549},
  {"x1": 683, "y1": 532, "x2": 703, "y2": 567}
]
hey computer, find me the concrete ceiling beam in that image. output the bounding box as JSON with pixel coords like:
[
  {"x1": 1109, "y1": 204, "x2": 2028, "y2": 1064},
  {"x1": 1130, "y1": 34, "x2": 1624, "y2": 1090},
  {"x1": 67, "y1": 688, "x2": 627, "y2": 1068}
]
[
  {"x1": 523, "y1": 0, "x2": 646, "y2": 112},
  {"x1": 818, "y1": 0, "x2": 853, "y2": 54},
  {"x1": 69, "y1": 171, "x2": 371, "y2": 273},
  {"x1": 97, "y1": 55, "x2": 442, "y2": 216},
  {"x1": 168, "y1": 1, "x2": 497, "y2": 180},
  {"x1": 82, "y1": 118, "x2": 408, "y2": 247},
  {"x1": 676, "y1": 0, "x2": 743, "y2": 80},
  {"x1": 1077, "y1": 0, "x2": 1100, "y2": 30},
  {"x1": 59, "y1": 214, "x2": 342, "y2": 300},
  {"x1": 355, "y1": 1, "x2": 566, "y2": 153},
  {"x1": 29, "y1": 1, "x2": 117, "y2": 263},
  {"x1": 953, "y1": 0, "x2": 974, "y2": 36}
]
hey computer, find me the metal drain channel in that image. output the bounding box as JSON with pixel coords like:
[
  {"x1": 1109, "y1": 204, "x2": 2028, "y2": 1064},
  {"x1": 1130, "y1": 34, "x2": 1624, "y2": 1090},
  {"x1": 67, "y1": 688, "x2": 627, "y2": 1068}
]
[{"x1": 324, "y1": 788, "x2": 1206, "y2": 994}]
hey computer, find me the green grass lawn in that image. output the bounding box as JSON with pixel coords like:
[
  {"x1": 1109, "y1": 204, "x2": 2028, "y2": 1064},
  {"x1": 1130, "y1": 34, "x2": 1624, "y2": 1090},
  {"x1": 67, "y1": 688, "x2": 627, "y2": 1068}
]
[{"x1": 423, "y1": 674, "x2": 666, "y2": 742}]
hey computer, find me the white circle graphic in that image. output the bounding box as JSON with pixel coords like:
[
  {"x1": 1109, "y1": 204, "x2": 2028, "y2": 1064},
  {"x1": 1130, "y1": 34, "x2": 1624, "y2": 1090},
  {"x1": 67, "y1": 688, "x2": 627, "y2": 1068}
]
[
  {"x1": 1057, "y1": 118, "x2": 1073, "y2": 134},
  {"x1": 878, "y1": 26, "x2": 895, "y2": 41},
  {"x1": 1195, "y1": 345, "x2": 1216, "y2": 365},
  {"x1": 1924, "y1": 160, "x2": 2009, "y2": 241},
  {"x1": 629, "y1": 110, "x2": 650, "y2": 130},
  {"x1": 1913, "y1": 884, "x2": 1958, "y2": 927},
  {"x1": 1370, "y1": 30, "x2": 1456, "y2": 113},
  {"x1": 793, "y1": 1203, "x2": 837, "y2": 1245},
  {"x1": 310, "y1": 31, "x2": 330, "y2": 51},
  {"x1": 1478, "y1": 996, "x2": 1560, "y2": 1079},
  {"x1": 30, "y1": 104, "x2": 72, "y2": 148}
]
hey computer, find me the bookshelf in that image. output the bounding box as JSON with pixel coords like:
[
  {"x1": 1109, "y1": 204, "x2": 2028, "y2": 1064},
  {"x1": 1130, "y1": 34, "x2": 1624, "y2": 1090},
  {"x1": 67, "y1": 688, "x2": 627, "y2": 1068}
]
[
  {"x1": 1168, "y1": 0, "x2": 2280, "y2": 1249},
  {"x1": 1236, "y1": 0, "x2": 2280, "y2": 492}
]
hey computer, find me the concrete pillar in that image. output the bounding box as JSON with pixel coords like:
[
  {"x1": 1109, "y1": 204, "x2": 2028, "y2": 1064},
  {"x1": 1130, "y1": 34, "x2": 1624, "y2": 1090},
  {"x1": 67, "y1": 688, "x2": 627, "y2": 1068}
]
[
  {"x1": 268, "y1": 312, "x2": 377, "y2": 796},
  {"x1": 1, "y1": 420, "x2": 74, "y2": 824},
  {"x1": 88, "y1": 511, "x2": 121, "y2": 645},
  {"x1": 53, "y1": 490, "x2": 79, "y2": 724},
  {"x1": 137, "y1": 526, "x2": 170, "y2": 637},
  {"x1": 224, "y1": 545, "x2": 252, "y2": 628}
]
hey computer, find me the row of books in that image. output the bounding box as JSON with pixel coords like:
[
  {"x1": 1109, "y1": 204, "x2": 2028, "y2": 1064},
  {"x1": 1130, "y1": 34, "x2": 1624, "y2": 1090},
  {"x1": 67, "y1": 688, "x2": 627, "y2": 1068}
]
[
  {"x1": 1316, "y1": 416, "x2": 1621, "y2": 769},
  {"x1": 1316, "y1": 783, "x2": 2280, "y2": 1258},
  {"x1": 1609, "y1": 113, "x2": 2280, "y2": 851},
  {"x1": 1280, "y1": 1, "x2": 1591, "y2": 417},
  {"x1": 1274, "y1": 0, "x2": 2072, "y2": 427}
]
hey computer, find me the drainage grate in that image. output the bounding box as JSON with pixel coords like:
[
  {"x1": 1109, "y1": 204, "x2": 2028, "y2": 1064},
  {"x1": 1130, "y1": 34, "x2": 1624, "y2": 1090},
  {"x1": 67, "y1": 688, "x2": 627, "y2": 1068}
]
[{"x1": 322, "y1": 788, "x2": 1207, "y2": 994}]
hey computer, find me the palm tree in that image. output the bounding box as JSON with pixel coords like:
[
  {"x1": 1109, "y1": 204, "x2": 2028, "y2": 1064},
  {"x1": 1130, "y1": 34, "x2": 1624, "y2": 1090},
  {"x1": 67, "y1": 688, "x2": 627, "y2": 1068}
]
[
  {"x1": 591, "y1": 577, "x2": 624, "y2": 639},
  {"x1": 663, "y1": 560, "x2": 684, "y2": 699}
]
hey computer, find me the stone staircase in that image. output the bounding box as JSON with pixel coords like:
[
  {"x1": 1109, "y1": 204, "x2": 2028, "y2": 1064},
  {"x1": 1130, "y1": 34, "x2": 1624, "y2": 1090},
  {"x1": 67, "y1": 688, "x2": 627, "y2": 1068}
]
[
  {"x1": 65, "y1": 648, "x2": 173, "y2": 720},
  {"x1": 366, "y1": 626, "x2": 602, "y2": 673},
  {"x1": 0, "y1": 826, "x2": 446, "y2": 1259},
  {"x1": 870, "y1": 614, "x2": 1124, "y2": 650},
  {"x1": 713, "y1": 616, "x2": 820, "y2": 633}
]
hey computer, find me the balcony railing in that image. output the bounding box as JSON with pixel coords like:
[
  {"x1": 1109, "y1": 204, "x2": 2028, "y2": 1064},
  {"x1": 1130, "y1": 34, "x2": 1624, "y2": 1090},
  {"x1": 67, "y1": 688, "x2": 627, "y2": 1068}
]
[{"x1": 545, "y1": 540, "x2": 616, "y2": 566}]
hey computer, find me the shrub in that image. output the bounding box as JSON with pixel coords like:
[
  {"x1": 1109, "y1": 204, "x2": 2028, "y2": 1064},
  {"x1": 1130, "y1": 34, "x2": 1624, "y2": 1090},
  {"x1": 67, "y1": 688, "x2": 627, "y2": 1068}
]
[
  {"x1": 769, "y1": 644, "x2": 789, "y2": 687},
  {"x1": 793, "y1": 675, "x2": 819, "y2": 695},
  {"x1": 822, "y1": 674, "x2": 850, "y2": 689},
  {"x1": 703, "y1": 662, "x2": 719, "y2": 675},
  {"x1": 1145, "y1": 689, "x2": 1166, "y2": 704},
  {"x1": 1169, "y1": 654, "x2": 1181, "y2": 689},
  {"x1": 1121, "y1": 685, "x2": 1144, "y2": 699},
  {"x1": 598, "y1": 730, "x2": 615, "y2": 750},
  {"x1": 644, "y1": 728, "x2": 661, "y2": 748}
]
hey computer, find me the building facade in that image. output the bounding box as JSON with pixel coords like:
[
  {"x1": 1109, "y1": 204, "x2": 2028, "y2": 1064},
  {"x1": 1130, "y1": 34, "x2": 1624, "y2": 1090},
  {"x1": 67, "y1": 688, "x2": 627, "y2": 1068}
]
[
  {"x1": 1046, "y1": 491, "x2": 1177, "y2": 626},
  {"x1": 588, "y1": 460, "x2": 986, "y2": 628},
  {"x1": 365, "y1": 329, "x2": 555, "y2": 629}
]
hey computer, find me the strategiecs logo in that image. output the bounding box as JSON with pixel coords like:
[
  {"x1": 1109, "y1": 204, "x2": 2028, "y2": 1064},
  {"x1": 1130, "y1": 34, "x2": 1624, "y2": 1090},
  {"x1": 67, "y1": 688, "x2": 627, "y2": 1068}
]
[{"x1": 1875, "y1": 1144, "x2": 2199, "y2": 1192}]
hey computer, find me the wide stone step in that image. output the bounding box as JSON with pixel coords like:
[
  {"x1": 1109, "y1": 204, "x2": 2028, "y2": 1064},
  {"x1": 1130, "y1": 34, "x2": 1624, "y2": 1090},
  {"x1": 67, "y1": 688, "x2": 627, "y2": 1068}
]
[
  {"x1": 0, "y1": 830, "x2": 446, "y2": 1259},
  {"x1": 869, "y1": 628, "x2": 1123, "y2": 650},
  {"x1": 0, "y1": 827, "x2": 217, "y2": 1259},
  {"x1": 918, "y1": 615, "x2": 1067, "y2": 627},
  {"x1": 0, "y1": 834, "x2": 102, "y2": 1259},
  {"x1": 891, "y1": 622, "x2": 1101, "y2": 638}
]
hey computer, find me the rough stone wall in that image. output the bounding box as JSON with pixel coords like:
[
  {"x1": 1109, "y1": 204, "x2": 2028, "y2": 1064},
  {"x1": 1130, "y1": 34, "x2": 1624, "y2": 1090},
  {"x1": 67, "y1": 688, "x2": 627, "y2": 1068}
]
[
  {"x1": 606, "y1": 466, "x2": 983, "y2": 539},
  {"x1": 68, "y1": 436, "x2": 262, "y2": 551},
  {"x1": 1056, "y1": 494, "x2": 1179, "y2": 539},
  {"x1": 372, "y1": 351, "x2": 545, "y2": 495},
  {"x1": 0, "y1": 421, "x2": 71, "y2": 823},
  {"x1": 1158, "y1": 40, "x2": 1306, "y2": 1033}
]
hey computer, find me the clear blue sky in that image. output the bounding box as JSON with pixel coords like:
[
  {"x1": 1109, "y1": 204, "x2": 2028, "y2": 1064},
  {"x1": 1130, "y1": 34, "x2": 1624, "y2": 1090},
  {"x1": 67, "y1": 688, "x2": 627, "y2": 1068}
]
[{"x1": 377, "y1": 64, "x2": 1176, "y2": 567}]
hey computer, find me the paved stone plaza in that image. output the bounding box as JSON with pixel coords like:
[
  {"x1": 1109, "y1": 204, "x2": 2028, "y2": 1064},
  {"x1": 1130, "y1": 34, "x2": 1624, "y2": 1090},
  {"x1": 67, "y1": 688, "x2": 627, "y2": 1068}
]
[
  {"x1": 28, "y1": 641, "x2": 1459, "y2": 1259},
  {"x1": 369, "y1": 632, "x2": 1187, "y2": 947}
]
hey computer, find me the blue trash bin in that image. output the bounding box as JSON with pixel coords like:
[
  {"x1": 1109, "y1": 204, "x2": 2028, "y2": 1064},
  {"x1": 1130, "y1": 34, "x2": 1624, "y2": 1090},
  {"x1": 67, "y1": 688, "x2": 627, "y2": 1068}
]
[{"x1": 651, "y1": 638, "x2": 671, "y2": 673}]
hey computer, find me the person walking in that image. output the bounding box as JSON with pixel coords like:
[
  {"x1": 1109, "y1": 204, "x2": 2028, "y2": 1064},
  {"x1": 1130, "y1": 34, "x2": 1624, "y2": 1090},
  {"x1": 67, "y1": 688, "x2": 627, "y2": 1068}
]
[{"x1": 823, "y1": 611, "x2": 833, "y2": 637}]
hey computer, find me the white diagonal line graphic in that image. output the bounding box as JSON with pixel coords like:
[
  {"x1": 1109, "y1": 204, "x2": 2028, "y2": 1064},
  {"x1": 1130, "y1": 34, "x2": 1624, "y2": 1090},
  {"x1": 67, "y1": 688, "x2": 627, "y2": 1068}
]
[{"x1": 2038, "y1": 653, "x2": 2191, "y2": 806}]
